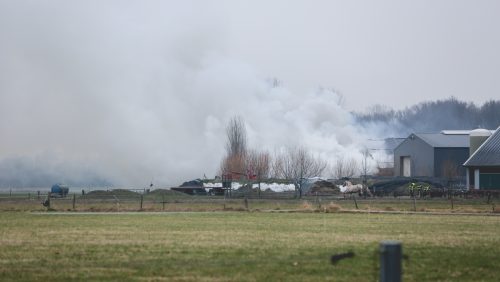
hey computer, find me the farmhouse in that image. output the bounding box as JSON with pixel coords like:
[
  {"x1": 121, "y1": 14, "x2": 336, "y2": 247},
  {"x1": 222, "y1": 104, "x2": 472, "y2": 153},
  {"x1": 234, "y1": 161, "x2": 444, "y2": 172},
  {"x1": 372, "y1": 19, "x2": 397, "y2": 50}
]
[
  {"x1": 464, "y1": 127, "x2": 500, "y2": 190},
  {"x1": 393, "y1": 131, "x2": 469, "y2": 178}
]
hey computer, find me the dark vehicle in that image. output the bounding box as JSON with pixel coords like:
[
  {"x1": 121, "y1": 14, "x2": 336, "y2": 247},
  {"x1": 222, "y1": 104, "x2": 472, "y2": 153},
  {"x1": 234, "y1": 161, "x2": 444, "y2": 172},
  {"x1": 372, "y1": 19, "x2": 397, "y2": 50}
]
[
  {"x1": 171, "y1": 179, "x2": 207, "y2": 195},
  {"x1": 50, "y1": 184, "x2": 69, "y2": 198}
]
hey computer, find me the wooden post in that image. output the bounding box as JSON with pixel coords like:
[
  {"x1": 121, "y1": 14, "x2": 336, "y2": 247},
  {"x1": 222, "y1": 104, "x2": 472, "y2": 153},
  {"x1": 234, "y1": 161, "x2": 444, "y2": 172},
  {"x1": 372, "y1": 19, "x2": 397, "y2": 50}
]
[
  {"x1": 9, "y1": 189, "x2": 12, "y2": 198},
  {"x1": 223, "y1": 191, "x2": 227, "y2": 210},
  {"x1": 316, "y1": 192, "x2": 321, "y2": 209},
  {"x1": 450, "y1": 196, "x2": 454, "y2": 210},
  {"x1": 162, "y1": 193, "x2": 165, "y2": 211},
  {"x1": 28, "y1": 193, "x2": 30, "y2": 200},
  {"x1": 46, "y1": 193, "x2": 51, "y2": 210},
  {"x1": 413, "y1": 196, "x2": 417, "y2": 212},
  {"x1": 72, "y1": 194, "x2": 76, "y2": 210},
  {"x1": 353, "y1": 195, "x2": 358, "y2": 209},
  {"x1": 37, "y1": 191, "x2": 40, "y2": 200},
  {"x1": 244, "y1": 197, "x2": 249, "y2": 211},
  {"x1": 140, "y1": 194, "x2": 143, "y2": 211}
]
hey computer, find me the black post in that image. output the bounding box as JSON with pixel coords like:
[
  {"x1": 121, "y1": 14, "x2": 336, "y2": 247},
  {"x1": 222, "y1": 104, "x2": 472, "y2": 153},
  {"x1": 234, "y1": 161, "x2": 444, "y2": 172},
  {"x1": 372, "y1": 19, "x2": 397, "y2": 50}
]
[
  {"x1": 37, "y1": 191, "x2": 40, "y2": 200},
  {"x1": 72, "y1": 194, "x2": 76, "y2": 210},
  {"x1": 46, "y1": 192, "x2": 51, "y2": 210},
  {"x1": 140, "y1": 194, "x2": 143, "y2": 211},
  {"x1": 380, "y1": 240, "x2": 402, "y2": 282},
  {"x1": 162, "y1": 193, "x2": 165, "y2": 211}
]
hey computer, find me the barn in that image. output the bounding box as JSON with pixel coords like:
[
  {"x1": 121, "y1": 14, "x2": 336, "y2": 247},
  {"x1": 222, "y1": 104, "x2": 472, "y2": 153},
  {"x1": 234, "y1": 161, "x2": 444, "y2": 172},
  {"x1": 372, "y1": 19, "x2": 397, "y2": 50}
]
[
  {"x1": 464, "y1": 127, "x2": 500, "y2": 190},
  {"x1": 393, "y1": 131, "x2": 469, "y2": 178}
]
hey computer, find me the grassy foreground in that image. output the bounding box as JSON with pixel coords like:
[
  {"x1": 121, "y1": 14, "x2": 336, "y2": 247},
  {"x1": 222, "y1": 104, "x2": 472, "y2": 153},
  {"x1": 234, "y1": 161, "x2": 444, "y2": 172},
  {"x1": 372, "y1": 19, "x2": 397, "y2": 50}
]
[{"x1": 0, "y1": 212, "x2": 499, "y2": 281}]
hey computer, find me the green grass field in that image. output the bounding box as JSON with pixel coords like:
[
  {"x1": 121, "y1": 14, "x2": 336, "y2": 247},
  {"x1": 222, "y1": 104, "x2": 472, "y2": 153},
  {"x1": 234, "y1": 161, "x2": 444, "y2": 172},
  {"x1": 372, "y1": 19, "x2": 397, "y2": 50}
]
[{"x1": 0, "y1": 211, "x2": 499, "y2": 281}]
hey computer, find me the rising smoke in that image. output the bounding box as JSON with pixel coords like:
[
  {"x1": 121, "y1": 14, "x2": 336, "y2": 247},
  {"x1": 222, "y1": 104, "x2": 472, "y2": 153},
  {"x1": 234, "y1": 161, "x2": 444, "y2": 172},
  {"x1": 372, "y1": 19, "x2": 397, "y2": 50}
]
[{"x1": 0, "y1": 2, "x2": 382, "y2": 187}]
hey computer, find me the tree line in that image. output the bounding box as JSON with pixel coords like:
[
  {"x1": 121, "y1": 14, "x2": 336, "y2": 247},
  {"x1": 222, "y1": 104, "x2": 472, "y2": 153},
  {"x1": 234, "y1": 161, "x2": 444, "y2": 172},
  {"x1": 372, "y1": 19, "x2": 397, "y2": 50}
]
[{"x1": 355, "y1": 97, "x2": 500, "y2": 135}]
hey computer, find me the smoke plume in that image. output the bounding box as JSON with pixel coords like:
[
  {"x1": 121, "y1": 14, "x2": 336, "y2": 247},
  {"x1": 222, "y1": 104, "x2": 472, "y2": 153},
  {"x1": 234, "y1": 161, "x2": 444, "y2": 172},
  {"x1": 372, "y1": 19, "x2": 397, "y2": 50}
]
[{"x1": 0, "y1": 2, "x2": 381, "y2": 187}]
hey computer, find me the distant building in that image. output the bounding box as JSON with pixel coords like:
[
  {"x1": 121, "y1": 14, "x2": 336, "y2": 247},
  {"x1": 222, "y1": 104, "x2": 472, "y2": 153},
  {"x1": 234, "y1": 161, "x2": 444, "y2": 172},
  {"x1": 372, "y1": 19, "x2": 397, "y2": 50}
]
[
  {"x1": 464, "y1": 127, "x2": 500, "y2": 190},
  {"x1": 393, "y1": 132, "x2": 470, "y2": 178}
]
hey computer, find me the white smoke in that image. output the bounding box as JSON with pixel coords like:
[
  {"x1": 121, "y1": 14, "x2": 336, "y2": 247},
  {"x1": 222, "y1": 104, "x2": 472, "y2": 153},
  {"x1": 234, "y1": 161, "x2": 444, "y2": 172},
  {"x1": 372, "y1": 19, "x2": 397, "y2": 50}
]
[{"x1": 0, "y1": 2, "x2": 383, "y2": 187}]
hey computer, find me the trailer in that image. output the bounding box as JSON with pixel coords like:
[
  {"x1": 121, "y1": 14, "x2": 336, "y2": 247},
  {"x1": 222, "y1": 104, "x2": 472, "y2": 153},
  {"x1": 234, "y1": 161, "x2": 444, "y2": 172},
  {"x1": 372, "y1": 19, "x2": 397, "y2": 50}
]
[{"x1": 50, "y1": 184, "x2": 69, "y2": 198}]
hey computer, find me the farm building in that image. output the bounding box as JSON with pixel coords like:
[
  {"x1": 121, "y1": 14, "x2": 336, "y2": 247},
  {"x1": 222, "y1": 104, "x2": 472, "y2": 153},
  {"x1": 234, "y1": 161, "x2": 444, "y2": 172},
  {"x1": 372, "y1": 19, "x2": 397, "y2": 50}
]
[
  {"x1": 464, "y1": 127, "x2": 500, "y2": 190},
  {"x1": 393, "y1": 131, "x2": 469, "y2": 178}
]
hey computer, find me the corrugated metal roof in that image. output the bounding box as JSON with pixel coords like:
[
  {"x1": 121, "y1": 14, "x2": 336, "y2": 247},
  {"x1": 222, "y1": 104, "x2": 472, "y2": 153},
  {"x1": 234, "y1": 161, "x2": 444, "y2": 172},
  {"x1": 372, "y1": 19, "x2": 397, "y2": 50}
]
[
  {"x1": 415, "y1": 133, "x2": 469, "y2": 148},
  {"x1": 464, "y1": 127, "x2": 500, "y2": 166}
]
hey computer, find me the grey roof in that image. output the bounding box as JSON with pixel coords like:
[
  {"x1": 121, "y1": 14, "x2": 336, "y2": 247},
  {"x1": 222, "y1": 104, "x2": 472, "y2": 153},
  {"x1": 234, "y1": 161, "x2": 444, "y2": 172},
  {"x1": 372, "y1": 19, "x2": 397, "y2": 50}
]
[
  {"x1": 464, "y1": 127, "x2": 500, "y2": 167},
  {"x1": 415, "y1": 133, "x2": 469, "y2": 148},
  {"x1": 384, "y1": 138, "x2": 405, "y2": 151}
]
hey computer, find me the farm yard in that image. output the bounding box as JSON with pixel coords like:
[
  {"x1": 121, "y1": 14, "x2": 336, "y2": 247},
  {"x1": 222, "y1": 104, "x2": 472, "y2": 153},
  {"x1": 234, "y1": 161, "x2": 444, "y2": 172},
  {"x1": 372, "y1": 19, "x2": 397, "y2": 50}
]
[{"x1": 0, "y1": 191, "x2": 500, "y2": 281}]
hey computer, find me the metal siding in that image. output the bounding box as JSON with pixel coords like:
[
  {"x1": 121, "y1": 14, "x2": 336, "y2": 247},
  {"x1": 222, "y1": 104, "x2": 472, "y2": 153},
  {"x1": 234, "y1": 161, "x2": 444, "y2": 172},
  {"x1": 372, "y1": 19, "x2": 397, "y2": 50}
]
[
  {"x1": 394, "y1": 135, "x2": 434, "y2": 177},
  {"x1": 479, "y1": 173, "x2": 500, "y2": 190},
  {"x1": 434, "y1": 148, "x2": 469, "y2": 178}
]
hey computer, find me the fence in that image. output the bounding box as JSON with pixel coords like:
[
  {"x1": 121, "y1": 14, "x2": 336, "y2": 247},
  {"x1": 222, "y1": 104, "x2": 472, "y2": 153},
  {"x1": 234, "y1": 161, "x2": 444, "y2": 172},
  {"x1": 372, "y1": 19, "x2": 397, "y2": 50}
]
[{"x1": 0, "y1": 188, "x2": 498, "y2": 214}]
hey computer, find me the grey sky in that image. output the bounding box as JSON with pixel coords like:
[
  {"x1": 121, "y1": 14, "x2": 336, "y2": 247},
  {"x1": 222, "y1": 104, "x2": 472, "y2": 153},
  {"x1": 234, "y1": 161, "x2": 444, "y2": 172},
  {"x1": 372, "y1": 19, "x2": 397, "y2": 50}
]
[
  {"x1": 0, "y1": 1, "x2": 499, "y2": 186},
  {"x1": 221, "y1": 0, "x2": 500, "y2": 109}
]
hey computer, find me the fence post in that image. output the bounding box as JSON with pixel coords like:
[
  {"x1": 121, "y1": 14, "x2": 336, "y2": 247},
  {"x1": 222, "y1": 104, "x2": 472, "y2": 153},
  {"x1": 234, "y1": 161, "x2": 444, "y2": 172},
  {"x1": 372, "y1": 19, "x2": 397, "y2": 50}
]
[
  {"x1": 450, "y1": 196, "x2": 454, "y2": 210},
  {"x1": 9, "y1": 189, "x2": 12, "y2": 198},
  {"x1": 140, "y1": 194, "x2": 143, "y2": 211},
  {"x1": 244, "y1": 196, "x2": 249, "y2": 211},
  {"x1": 413, "y1": 197, "x2": 417, "y2": 212},
  {"x1": 72, "y1": 194, "x2": 76, "y2": 210},
  {"x1": 46, "y1": 193, "x2": 51, "y2": 210},
  {"x1": 28, "y1": 193, "x2": 30, "y2": 200},
  {"x1": 353, "y1": 196, "x2": 358, "y2": 209},
  {"x1": 37, "y1": 191, "x2": 40, "y2": 200},
  {"x1": 380, "y1": 240, "x2": 402, "y2": 282},
  {"x1": 162, "y1": 193, "x2": 165, "y2": 211}
]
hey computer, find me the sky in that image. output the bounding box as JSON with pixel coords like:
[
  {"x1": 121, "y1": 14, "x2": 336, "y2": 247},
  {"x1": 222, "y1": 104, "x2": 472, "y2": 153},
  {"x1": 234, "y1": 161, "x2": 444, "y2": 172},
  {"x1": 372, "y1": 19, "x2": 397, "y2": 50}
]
[{"x1": 1, "y1": 1, "x2": 499, "y2": 187}]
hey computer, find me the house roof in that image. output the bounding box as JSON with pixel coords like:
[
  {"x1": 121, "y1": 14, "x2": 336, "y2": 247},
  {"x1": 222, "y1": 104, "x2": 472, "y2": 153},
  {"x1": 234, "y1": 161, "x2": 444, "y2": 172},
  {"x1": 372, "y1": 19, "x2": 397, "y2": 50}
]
[
  {"x1": 464, "y1": 127, "x2": 500, "y2": 167},
  {"x1": 414, "y1": 133, "x2": 469, "y2": 148}
]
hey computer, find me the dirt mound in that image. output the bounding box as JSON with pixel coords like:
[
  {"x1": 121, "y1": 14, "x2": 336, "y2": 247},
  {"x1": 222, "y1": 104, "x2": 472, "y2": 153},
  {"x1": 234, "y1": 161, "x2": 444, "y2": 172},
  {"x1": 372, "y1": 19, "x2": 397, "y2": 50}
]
[
  {"x1": 85, "y1": 189, "x2": 140, "y2": 199},
  {"x1": 148, "y1": 189, "x2": 191, "y2": 198},
  {"x1": 309, "y1": 180, "x2": 340, "y2": 194}
]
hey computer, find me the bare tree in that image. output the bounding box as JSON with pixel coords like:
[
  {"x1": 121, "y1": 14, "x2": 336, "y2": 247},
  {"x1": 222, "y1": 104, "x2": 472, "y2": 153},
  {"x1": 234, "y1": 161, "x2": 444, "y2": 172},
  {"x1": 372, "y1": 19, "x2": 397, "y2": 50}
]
[
  {"x1": 333, "y1": 156, "x2": 358, "y2": 179},
  {"x1": 226, "y1": 116, "x2": 247, "y2": 158},
  {"x1": 442, "y1": 160, "x2": 458, "y2": 187},
  {"x1": 272, "y1": 146, "x2": 327, "y2": 197},
  {"x1": 247, "y1": 149, "x2": 271, "y2": 197},
  {"x1": 247, "y1": 150, "x2": 271, "y2": 180},
  {"x1": 220, "y1": 116, "x2": 248, "y2": 177}
]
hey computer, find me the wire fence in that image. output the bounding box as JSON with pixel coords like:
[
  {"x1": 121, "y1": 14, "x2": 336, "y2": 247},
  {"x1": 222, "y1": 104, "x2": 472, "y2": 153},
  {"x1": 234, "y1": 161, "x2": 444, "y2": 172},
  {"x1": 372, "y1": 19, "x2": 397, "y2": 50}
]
[{"x1": 0, "y1": 188, "x2": 498, "y2": 214}]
